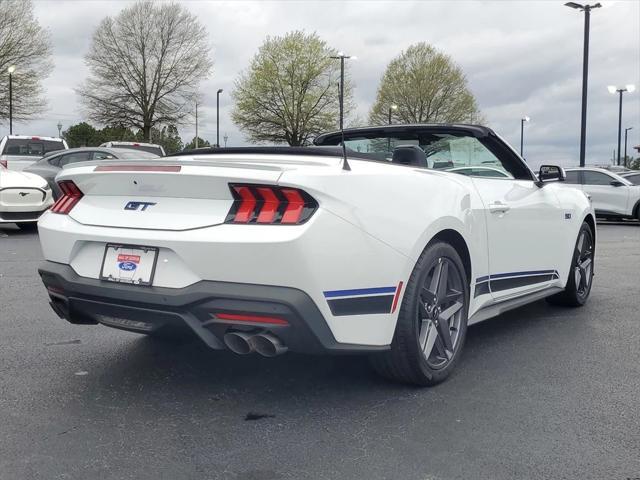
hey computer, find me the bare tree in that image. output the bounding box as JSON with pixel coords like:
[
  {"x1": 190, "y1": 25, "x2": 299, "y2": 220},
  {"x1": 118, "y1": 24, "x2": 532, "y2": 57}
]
[
  {"x1": 232, "y1": 31, "x2": 353, "y2": 146},
  {"x1": 77, "y1": 1, "x2": 213, "y2": 141},
  {"x1": 369, "y1": 43, "x2": 483, "y2": 126},
  {"x1": 0, "y1": 0, "x2": 52, "y2": 124}
]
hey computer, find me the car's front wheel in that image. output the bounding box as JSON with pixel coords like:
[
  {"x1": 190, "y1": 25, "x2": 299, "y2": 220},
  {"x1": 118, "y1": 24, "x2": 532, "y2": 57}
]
[{"x1": 370, "y1": 241, "x2": 469, "y2": 386}]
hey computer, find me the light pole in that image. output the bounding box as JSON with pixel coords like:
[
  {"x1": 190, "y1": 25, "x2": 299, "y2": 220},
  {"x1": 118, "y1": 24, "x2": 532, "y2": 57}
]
[
  {"x1": 624, "y1": 126, "x2": 633, "y2": 167},
  {"x1": 608, "y1": 85, "x2": 635, "y2": 165},
  {"x1": 388, "y1": 104, "x2": 398, "y2": 125},
  {"x1": 195, "y1": 101, "x2": 199, "y2": 149},
  {"x1": 223, "y1": 133, "x2": 228, "y2": 148},
  {"x1": 57, "y1": 121, "x2": 62, "y2": 138},
  {"x1": 329, "y1": 52, "x2": 355, "y2": 130},
  {"x1": 520, "y1": 116, "x2": 530, "y2": 158},
  {"x1": 216, "y1": 88, "x2": 223, "y2": 147},
  {"x1": 7, "y1": 65, "x2": 15, "y2": 135},
  {"x1": 564, "y1": 2, "x2": 601, "y2": 167}
]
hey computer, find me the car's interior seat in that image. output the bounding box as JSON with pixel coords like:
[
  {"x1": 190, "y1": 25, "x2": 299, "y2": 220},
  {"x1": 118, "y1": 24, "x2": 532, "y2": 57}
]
[{"x1": 391, "y1": 145, "x2": 428, "y2": 168}]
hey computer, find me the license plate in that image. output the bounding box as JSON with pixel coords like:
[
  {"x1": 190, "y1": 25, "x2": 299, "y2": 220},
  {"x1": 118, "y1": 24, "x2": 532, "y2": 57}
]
[{"x1": 99, "y1": 244, "x2": 158, "y2": 286}]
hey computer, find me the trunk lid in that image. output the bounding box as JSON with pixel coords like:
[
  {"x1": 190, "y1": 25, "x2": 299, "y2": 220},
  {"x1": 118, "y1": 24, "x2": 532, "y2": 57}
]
[{"x1": 58, "y1": 155, "x2": 340, "y2": 230}]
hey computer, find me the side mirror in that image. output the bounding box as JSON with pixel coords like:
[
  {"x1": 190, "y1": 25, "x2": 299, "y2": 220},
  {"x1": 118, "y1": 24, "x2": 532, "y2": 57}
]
[
  {"x1": 610, "y1": 180, "x2": 625, "y2": 187},
  {"x1": 537, "y1": 165, "x2": 566, "y2": 186}
]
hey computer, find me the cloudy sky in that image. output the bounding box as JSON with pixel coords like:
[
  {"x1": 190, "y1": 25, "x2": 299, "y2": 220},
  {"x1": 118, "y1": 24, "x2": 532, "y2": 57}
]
[{"x1": 8, "y1": 0, "x2": 640, "y2": 168}]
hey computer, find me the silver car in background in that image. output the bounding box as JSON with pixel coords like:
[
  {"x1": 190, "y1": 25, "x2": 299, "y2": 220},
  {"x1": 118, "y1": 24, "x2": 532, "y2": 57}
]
[{"x1": 24, "y1": 147, "x2": 159, "y2": 199}]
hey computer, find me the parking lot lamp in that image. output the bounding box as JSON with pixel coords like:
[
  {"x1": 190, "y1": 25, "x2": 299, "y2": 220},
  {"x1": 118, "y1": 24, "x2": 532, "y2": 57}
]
[
  {"x1": 216, "y1": 88, "x2": 223, "y2": 147},
  {"x1": 329, "y1": 52, "x2": 355, "y2": 130},
  {"x1": 7, "y1": 65, "x2": 15, "y2": 134},
  {"x1": 624, "y1": 126, "x2": 633, "y2": 167},
  {"x1": 388, "y1": 104, "x2": 398, "y2": 125},
  {"x1": 565, "y1": 2, "x2": 601, "y2": 167},
  {"x1": 608, "y1": 85, "x2": 635, "y2": 165},
  {"x1": 520, "y1": 116, "x2": 530, "y2": 158}
]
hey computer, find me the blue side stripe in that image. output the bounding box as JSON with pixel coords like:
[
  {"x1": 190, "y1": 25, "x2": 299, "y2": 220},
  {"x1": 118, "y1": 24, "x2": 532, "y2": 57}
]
[
  {"x1": 475, "y1": 269, "x2": 559, "y2": 283},
  {"x1": 323, "y1": 286, "x2": 397, "y2": 298}
]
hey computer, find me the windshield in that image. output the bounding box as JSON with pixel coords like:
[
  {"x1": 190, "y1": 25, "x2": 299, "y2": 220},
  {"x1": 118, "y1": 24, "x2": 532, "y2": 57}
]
[
  {"x1": 2, "y1": 138, "x2": 66, "y2": 157},
  {"x1": 334, "y1": 132, "x2": 505, "y2": 171}
]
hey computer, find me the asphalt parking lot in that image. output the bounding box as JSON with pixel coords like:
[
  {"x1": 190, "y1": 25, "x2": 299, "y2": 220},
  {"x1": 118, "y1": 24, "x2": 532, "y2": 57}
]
[{"x1": 1, "y1": 222, "x2": 639, "y2": 480}]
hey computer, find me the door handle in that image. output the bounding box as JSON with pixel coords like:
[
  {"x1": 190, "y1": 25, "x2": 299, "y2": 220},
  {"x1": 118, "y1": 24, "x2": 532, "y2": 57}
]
[{"x1": 489, "y1": 202, "x2": 511, "y2": 214}]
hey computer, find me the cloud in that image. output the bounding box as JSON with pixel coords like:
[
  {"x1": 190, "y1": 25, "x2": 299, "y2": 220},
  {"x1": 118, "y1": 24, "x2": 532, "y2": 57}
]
[{"x1": 4, "y1": 0, "x2": 637, "y2": 168}]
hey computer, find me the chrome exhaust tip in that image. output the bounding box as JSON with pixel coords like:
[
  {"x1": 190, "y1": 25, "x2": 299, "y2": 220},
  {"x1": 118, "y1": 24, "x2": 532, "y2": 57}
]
[
  {"x1": 251, "y1": 333, "x2": 288, "y2": 357},
  {"x1": 223, "y1": 331, "x2": 255, "y2": 355}
]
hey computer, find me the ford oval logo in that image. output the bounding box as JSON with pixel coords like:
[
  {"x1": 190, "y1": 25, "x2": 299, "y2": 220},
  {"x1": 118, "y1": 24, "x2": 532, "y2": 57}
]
[{"x1": 118, "y1": 261, "x2": 138, "y2": 271}]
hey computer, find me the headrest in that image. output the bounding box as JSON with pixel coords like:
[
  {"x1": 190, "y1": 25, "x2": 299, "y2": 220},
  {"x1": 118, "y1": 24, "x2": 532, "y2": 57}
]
[{"x1": 391, "y1": 145, "x2": 427, "y2": 168}]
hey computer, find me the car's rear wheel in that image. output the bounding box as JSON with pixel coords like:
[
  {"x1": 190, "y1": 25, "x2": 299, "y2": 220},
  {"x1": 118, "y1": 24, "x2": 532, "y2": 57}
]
[
  {"x1": 547, "y1": 221, "x2": 594, "y2": 307},
  {"x1": 370, "y1": 241, "x2": 469, "y2": 386}
]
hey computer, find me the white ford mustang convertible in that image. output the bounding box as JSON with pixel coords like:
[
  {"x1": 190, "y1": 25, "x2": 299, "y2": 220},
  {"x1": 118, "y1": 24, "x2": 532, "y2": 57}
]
[{"x1": 37, "y1": 124, "x2": 595, "y2": 385}]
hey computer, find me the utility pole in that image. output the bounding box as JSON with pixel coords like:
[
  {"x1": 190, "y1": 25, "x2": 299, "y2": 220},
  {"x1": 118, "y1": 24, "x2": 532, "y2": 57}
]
[
  {"x1": 7, "y1": 66, "x2": 15, "y2": 135},
  {"x1": 329, "y1": 52, "x2": 355, "y2": 130},
  {"x1": 216, "y1": 89, "x2": 223, "y2": 147},
  {"x1": 195, "y1": 101, "x2": 199, "y2": 149}
]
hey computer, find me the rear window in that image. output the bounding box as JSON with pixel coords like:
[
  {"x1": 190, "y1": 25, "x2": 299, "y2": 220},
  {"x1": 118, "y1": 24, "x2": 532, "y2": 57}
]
[
  {"x1": 118, "y1": 150, "x2": 159, "y2": 159},
  {"x1": 110, "y1": 144, "x2": 163, "y2": 156},
  {"x1": 2, "y1": 138, "x2": 65, "y2": 156}
]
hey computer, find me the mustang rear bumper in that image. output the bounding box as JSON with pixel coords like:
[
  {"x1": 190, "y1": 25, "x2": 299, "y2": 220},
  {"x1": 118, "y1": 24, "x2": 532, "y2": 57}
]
[{"x1": 38, "y1": 261, "x2": 389, "y2": 355}]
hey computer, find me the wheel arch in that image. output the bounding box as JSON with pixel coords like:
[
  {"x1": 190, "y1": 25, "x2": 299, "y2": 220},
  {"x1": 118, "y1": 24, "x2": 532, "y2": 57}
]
[
  {"x1": 632, "y1": 199, "x2": 640, "y2": 219},
  {"x1": 427, "y1": 229, "x2": 472, "y2": 287},
  {"x1": 583, "y1": 213, "x2": 597, "y2": 271}
]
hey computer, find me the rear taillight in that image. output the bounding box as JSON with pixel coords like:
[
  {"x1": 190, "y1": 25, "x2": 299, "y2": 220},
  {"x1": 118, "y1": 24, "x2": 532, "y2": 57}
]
[
  {"x1": 226, "y1": 184, "x2": 318, "y2": 225},
  {"x1": 0, "y1": 160, "x2": 7, "y2": 168},
  {"x1": 51, "y1": 180, "x2": 83, "y2": 214}
]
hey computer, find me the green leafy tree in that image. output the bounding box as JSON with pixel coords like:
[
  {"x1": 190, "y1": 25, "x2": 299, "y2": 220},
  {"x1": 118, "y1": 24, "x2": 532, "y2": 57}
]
[
  {"x1": 184, "y1": 136, "x2": 211, "y2": 150},
  {"x1": 77, "y1": 1, "x2": 214, "y2": 141},
  {"x1": 0, "y1": 0, "x2": 52, "y2": 124},
  {"x1": 141, "y1": 124, "x2": 183, "y2": 154},
  {"x1": 99, "y1": 125, "x2": 137, "y2": 143},
  {"x1": 63, "y1": 122, "x2": 100, "y2": 147},
  {"x1": 369, "y1": 43, "x2": 482, "y2": 126},
  {"x1": 232, "y1": 31, "x2": 352, "y2": 146}
]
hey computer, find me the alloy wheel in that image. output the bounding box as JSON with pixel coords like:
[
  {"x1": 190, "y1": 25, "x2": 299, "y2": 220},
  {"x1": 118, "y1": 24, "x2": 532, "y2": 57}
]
[
  {"x1": 418, "y1": 257, "x2": 465, "y2": 369},
  {"x1": 574, "y1": 228, "x2": 594, "y2": 297}
]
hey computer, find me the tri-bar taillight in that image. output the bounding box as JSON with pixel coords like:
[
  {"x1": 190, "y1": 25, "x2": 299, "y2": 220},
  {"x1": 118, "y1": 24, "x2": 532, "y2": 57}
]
[
  {"x1": 225, "y1": 184, "x2": 318, "y2": 225},
  {"x1": 51, "y1": 180, "x2": 83, "y2": 214}
]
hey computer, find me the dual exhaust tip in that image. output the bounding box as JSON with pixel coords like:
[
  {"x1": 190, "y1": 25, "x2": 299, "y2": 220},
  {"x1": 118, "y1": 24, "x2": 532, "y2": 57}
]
[{"x1": 223, "y1": 331, "x2": 288, "y2": 357}]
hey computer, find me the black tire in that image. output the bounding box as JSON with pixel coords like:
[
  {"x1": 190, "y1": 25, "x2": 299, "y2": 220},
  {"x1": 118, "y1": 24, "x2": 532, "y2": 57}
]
[
  {"x1": 546, "y1": 222, "x2": 594, "y2": 307},
  {"x1": 370, "y1": 241, "x2": 469, "y2": 386},
  {"x1": 17, "y1": 222, "x2": 38, "y2": 232}
]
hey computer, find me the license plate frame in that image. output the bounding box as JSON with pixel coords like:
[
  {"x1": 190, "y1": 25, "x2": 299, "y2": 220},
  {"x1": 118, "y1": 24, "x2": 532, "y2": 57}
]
[{"x1": 99, "y1": 243, "x2": 159, "y2": 286}]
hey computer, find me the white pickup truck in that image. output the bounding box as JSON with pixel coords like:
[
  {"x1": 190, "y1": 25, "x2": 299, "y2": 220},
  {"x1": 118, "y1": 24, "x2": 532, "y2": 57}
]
[{"x1": 0, "y1": 135, "x2": 68, "y2": 171}]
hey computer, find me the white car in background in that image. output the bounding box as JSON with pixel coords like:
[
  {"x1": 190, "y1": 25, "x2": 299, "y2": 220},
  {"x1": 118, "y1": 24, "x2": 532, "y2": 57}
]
[
  {"x1": 563, "y1": 167, "x2": 640, "y2": 221},
  {"x1": 37, "y1": 124, "x2": 595, "y2": 385},
  {"x1": 0, "y1": 163, "x2": 53, "y2": 229},
  {"x1": 0, "y1": 135, "x2": 68, "y2": 171}
]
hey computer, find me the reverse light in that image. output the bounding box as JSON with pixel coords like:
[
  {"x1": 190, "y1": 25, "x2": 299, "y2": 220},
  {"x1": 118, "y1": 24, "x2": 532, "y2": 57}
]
[
  {"x1": 51, "y1": 180, "x2": 83, "y2": 214},
  {"x1": 226, "y1": 184, "x2": 318, "y2": 225}
]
